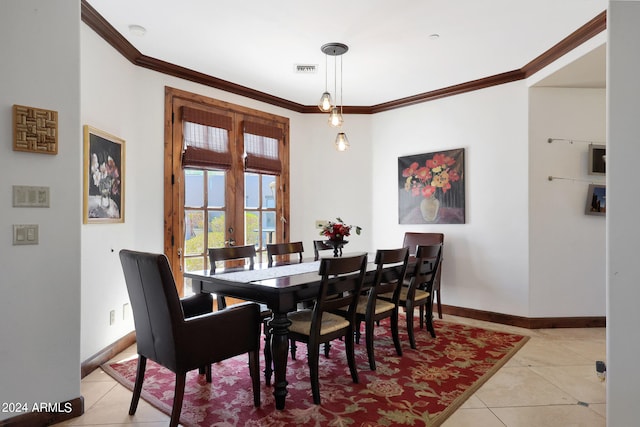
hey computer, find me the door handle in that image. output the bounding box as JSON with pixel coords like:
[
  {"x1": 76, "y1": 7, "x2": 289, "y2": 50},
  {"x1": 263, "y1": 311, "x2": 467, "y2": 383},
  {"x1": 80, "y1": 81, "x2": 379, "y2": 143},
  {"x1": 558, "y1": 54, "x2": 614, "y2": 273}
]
[{"x1": 226, "y1": 226, "x2": 235, "y2": 246}]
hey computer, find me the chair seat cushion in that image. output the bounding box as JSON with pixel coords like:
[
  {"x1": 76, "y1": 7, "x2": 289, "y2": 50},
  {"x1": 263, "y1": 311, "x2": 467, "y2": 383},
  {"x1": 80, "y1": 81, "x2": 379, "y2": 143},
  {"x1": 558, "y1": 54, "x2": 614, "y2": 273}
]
[
  {"x1": 288, "y1": 309, "x2": 350, "y2": 336},
  {"x1": 380, "y1": 287, "x2": 430, "y2": 304},
  {"x1": 354, "y1": 295, "x2": 395, "y2": 315}
]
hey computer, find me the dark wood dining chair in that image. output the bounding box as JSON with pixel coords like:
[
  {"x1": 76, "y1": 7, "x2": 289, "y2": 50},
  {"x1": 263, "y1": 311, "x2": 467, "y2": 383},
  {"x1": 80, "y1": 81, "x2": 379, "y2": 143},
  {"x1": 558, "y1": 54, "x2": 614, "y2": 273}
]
[
  {"x1": 266, "y1": 241, "x2": 304, "y2": 267},
  {"x1": 402, "y1": 232, "x2": 445, "y2": 318},
  {"x1": 313, "y1": 240, "x2": 333, "y2": 260},
  {"x1": 207, "y1": 245, "x2": 275, "y2": 385},
  {"x1": 381, "y1": 244, "x2": 441, "y2": 349},
  {"x1": 119, "y1": 250, "x2": 261, "y2": 427},
  {"x1": 287, "y1": 254, "x2": 368, "y2": 404},
  {"x1": 338, "y1": 247, "x2": 409, "y2": 370}
]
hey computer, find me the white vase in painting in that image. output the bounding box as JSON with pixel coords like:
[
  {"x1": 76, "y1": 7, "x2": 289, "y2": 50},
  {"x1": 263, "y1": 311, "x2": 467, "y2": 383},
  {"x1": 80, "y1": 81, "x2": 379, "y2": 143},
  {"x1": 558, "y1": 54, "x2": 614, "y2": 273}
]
[{"x1": 420, "y1": 195, "x2": 440, "y2": 222}]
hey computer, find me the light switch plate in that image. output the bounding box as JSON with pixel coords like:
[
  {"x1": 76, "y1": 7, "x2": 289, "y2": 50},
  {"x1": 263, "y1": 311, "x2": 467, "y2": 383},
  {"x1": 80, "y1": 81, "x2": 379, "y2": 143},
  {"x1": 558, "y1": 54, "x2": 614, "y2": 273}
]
[
  {"x1": 13, "y1": 185, "x2": 49, "y2": 207},
  {"x1": 13, "y1": 224, "x2": 38, "y2": 245}
]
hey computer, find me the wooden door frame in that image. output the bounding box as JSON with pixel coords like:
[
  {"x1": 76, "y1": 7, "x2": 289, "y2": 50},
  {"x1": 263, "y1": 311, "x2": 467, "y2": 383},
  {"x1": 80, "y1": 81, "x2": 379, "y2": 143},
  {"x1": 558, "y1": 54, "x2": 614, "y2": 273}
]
[{"x1": 164, "y1": 86, "x2": 290, "y2": 295}]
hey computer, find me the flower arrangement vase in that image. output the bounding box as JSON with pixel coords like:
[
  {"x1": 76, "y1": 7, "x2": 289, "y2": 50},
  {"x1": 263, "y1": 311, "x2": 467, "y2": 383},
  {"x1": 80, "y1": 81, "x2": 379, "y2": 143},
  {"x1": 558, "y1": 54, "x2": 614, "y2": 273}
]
[
  {"x1": 100, "y1": 192, "x2": 110, "y2": 208},
  {"x1": 420, "y1": 195, "x2": 440, "y2": 222},
  {"x1": 325, "y1": 239, "x2": 348, "y2": 257}
]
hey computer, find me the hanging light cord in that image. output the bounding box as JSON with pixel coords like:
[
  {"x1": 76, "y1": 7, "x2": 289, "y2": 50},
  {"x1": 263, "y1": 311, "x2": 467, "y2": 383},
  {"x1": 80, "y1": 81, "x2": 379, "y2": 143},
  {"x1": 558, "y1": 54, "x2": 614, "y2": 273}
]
[
  {"x1": 339, "y1": 53, "x2": 343, "y2": 116},
  {"x1": 324, "y1": 53, "x2": 328, "y2": 93},
  {"x1": 333, "y1": 49, "x2": 337, "y2": 106}
]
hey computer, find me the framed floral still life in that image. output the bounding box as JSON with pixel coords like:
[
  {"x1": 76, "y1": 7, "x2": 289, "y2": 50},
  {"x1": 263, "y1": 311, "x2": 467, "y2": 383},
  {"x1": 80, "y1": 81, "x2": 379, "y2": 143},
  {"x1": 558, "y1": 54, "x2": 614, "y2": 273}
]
[
  {"x1": 398, "y1": 148, "x2": 465, "y2": 224},
  {"x1": 83, "y1": 126, "x2": 125, "y2": 223}
]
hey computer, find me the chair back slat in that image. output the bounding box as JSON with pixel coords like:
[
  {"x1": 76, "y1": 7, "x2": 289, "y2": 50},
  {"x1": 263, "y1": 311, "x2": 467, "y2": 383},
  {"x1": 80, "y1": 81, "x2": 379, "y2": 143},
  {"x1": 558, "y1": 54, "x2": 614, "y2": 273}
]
[
  {"x1": 402, "y1": 232, "x2": 444, "y2": 256},
  {"x1": 266, "y1": 241, "x2": 304, "y2": 267},
  {"x1": 313, "y1": 240, "x2": 333, "y2": 260},
  {"x1": 371, "y1": 247, "x2": 410, "y2": 303},
  {"x1": 314, "y1": 254, "x2": 368, "y2": 327},
  {"x1": 412, "y1": 244, "x2": 443, "y2": 291},
  {"x1": 208, "y1": 245, "x2": 256, "y2": 274}
]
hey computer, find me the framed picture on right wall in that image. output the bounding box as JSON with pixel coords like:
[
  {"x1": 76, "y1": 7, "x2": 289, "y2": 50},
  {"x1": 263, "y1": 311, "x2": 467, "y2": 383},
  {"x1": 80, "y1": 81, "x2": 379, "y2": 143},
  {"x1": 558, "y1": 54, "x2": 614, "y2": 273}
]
[
  {"x1": 585, "y1": 184, "x2": 606, "y2": 216},
  {"x1": 588, "y1": 144, "x2": 606, "y2": 175}
]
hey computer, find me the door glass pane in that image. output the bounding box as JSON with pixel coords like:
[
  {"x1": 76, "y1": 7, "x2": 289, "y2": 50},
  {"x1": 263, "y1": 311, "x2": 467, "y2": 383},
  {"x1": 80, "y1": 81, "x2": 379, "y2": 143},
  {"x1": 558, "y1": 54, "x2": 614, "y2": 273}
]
[
  {"x1": 245, "y1": 211, "x2": 260, "y2": 249},
  {"x1": 184, "y1": 168, "x2": 226, "y2": 276},
  {"x1": 207, "y1": 171, "x2": 225, "y2": 208},
  {"x1": 244, "y1": 172, "x2": 259, "y2": 208},
  {"x1": 184, "y1": 170, "x2": 204, "y2": 207},
  {"x1": 184, "y1": 257, "x2": 204, "y2": 275},
  {"x1": 207, "y1": 211, "x2": 226, "y2": 249},
  {"x1": 184, "y1": 210, "x2": 204, "y2": 256},
  {"x1": 263, "y1": 174, "x2": 276, "y2": 208},
  {"x1": 263, "y1": 211, "x2": 276, "y2": 245}
]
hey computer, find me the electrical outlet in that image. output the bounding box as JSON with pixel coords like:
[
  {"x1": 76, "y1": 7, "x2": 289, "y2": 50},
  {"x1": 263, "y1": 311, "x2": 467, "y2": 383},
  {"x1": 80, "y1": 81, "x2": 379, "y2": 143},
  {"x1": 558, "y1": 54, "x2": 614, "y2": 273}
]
[
  {"x1": 123, "y1": 303, "x2": 130, "y2": 320},
  {"x1": 109, "y1": 310, "x2": 116, "y2": 325}
]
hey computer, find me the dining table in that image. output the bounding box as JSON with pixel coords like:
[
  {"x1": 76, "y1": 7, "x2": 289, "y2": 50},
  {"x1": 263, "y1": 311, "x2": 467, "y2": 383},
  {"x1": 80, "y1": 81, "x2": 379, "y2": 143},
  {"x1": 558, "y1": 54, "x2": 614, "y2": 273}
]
[{"x1": 185, "y1": 253, "x2": 377, "y2": 410}]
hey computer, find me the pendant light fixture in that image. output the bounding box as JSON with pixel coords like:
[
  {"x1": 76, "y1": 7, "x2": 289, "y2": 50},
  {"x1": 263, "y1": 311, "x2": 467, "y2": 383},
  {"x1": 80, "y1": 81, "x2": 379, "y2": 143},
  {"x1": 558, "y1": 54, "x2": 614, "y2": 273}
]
[
  {"x1": 319, "y1": 42, "x2": 349, "y2": 150},
  {"x1": 317, "y1": 53, "x2": 332, "y2": 112},
  {"x1": 335, "y1": 132, "x2": 350, "y2": 151}
]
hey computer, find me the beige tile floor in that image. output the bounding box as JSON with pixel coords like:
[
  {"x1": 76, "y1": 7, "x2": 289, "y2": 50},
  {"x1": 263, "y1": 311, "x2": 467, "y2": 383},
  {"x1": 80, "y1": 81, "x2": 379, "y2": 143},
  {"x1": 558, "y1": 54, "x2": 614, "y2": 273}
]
[{"x1": 55, "y1": 315, "x2": 606, "y2": 427}]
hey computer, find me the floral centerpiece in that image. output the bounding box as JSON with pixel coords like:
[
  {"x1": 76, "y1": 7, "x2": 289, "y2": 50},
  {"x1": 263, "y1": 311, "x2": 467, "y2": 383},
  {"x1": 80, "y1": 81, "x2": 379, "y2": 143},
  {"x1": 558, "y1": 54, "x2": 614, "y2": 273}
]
[
  {"x1": 320, "y1": 217, "x2": 362, "y2": 242},
  {"x1": 402, "y1": 152, "x2": 461, "y2": 221}
]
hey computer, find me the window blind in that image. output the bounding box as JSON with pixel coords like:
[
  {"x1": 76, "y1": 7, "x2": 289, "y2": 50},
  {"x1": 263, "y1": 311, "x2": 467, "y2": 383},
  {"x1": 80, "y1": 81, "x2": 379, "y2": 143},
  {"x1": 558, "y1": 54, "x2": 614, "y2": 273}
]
[
  {"x1": 182, "y1": 106, "x2": 232, "y2": 169},
  {"x1": 243, "y1": 121, "x2": 283, "y2": 175}
]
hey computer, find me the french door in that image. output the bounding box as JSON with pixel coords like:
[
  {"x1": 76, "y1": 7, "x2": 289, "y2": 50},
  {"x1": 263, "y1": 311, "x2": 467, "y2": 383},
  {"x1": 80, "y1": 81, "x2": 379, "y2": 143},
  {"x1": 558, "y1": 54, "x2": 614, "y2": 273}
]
[{"x1": 164, "y1": 87, "x2": 289, "y2": 295}]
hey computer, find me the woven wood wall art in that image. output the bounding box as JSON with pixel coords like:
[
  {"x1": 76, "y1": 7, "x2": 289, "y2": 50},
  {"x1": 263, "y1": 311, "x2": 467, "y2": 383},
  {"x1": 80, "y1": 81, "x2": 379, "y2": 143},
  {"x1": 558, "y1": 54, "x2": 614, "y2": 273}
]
[{"x1": 13, "y1": 104, "x2": 58, "y2": 154}]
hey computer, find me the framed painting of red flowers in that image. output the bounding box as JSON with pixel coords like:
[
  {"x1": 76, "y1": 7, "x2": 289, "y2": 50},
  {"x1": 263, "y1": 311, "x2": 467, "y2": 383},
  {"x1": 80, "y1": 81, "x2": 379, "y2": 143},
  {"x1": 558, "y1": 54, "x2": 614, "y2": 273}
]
[{"x1": 398, "y1": 148, "x2": 465, "y2": 224}]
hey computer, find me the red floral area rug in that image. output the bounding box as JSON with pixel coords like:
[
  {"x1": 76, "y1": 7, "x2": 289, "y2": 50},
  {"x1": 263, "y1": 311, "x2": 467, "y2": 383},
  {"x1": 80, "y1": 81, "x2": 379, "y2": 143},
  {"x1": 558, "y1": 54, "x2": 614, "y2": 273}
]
[{"x1": 102, "y1": 317, "x2": 528, "y2": 426}]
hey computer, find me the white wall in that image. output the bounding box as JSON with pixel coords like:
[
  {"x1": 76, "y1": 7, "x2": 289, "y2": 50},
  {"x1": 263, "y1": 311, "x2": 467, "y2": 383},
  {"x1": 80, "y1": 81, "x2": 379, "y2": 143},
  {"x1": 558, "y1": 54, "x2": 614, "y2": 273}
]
[
  {"x1": 0, "y1": 0, "x2": 81, "y2": 420},
  {"x1": 80, "y1": 25, "x2": 139, "y2": 357},
  {"x1": 292, "y1": 113, "x2": 373, "y2": 254},
  {"x1": 607, "y1": 1, "x2": 640, "y2": 424},
  {"x1": 80, "y1": 24, "x2": 374, "y2": 360},
  {"x1": 370, "y1": 82, "x2": 531, "y2": 316},
  {"x1": 529, "y1": 87, "x2": 606, "y2": 317}
]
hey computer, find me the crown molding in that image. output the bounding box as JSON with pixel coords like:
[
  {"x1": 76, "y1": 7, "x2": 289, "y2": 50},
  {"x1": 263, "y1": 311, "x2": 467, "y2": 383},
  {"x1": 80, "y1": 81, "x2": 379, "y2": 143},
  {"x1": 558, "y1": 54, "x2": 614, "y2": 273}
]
[
  {"x1": 81, "y1": 1, "x2": 606, "y2": 114},
  {"x1": 522, "y1": 10, "x2": 607, "y2": 78}
]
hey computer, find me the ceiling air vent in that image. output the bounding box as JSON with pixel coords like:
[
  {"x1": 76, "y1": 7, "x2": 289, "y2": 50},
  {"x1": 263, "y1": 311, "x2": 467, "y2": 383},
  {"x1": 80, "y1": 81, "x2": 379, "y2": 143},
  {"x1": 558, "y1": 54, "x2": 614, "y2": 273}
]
[{"x1": 294, "y1": 64, "x2": 317, "y2": 74}]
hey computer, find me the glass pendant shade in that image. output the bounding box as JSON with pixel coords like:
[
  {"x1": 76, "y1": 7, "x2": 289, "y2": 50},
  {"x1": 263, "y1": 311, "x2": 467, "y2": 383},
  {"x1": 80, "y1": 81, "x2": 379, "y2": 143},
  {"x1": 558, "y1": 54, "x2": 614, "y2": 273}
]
[
  {"x1": 328, "y1": 107, "x2": 343, "y2": 127},
  {"x1": 318, "y1": 92, "x2": 332, "y2": 112},
  {"x1": 335, "y1": 132, "x2": 349, "y2": 151}
]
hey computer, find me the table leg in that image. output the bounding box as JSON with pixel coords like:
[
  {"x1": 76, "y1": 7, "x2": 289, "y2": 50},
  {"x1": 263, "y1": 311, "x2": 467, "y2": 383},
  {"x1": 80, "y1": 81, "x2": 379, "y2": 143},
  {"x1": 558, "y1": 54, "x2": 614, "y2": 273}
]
[{"x1": 268, "y1": 312, "x2": 291, "y2": 410}]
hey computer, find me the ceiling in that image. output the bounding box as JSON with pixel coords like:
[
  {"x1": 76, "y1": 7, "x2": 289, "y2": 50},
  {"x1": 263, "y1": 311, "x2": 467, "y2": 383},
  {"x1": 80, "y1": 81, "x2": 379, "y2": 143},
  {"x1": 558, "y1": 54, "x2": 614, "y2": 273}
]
[
  {"x1": 85, "y1": 0, "x2": 607, "y2": 108},
  {"x1": 534, "y1": 43, "x2": 606, "y2": 88}
]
